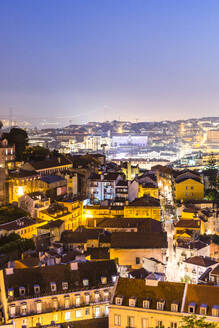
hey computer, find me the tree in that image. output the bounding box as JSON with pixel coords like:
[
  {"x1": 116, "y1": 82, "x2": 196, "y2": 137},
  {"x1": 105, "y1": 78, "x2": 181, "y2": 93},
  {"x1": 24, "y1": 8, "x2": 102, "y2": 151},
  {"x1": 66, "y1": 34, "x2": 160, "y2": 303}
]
[
  {"x1": 2, "y1": 127, "x2": 28, "y2": 161},
  {"x1": 205, "y1": 153, "x2": 218, "y2": 190},
  {"x1": 0, "y1": 121, "x2": 3, "y2": 129},
  {"x1": 22, "y1": 146, "x2": 50, "y2": 161},
  {"x1": 180, "y1": 315, "x2": 218, "y2": 328}
]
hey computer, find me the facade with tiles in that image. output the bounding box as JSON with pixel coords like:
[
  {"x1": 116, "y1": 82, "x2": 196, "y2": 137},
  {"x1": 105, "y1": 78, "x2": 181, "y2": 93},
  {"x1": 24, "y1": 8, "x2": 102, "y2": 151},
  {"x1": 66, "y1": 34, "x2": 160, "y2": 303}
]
[
  {"x1": 109, "y1": 278, "x2": 219, "y2": 328},
  {"x1": 0, "y1": 260, "x2": 117, "y2": 328}
]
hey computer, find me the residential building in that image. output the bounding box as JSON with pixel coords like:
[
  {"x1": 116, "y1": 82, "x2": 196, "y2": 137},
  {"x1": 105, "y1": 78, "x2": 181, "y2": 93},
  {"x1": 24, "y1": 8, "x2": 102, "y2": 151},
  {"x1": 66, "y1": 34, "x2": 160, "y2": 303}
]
[
  {"x1": 110, "y1": 231, "x2": 167, "y2": 269},
  {"x1": 124, "y1": 196, "x2": 161, "y2": 221},
  {"x1": 0, "y1": 260, "x2": 117, "y2": 328},
  {"x1": 109, "y1": 278, "x2": 219, "y2": 328},
  {"x1": 174, "y1": 171, "x2": 204, "y2": 201}
]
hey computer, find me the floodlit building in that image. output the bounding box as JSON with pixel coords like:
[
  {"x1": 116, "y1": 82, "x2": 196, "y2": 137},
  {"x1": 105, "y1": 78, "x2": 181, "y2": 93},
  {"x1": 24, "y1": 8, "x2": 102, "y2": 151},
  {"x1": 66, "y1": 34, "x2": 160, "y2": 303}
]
[
  {"x1": 109, "y1": 278, "x2": 219, "y2": 328},
  {"x1": 0, "y1": 260, "x2": 117, "y2": 328}
]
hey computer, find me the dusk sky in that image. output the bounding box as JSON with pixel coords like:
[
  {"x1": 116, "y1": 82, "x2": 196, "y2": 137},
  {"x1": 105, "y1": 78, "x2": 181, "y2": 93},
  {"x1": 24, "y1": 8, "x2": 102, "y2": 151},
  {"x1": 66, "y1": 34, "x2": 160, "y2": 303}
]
[{"x1": 1, "y1": 0, "x2": 219, "y2": 125}]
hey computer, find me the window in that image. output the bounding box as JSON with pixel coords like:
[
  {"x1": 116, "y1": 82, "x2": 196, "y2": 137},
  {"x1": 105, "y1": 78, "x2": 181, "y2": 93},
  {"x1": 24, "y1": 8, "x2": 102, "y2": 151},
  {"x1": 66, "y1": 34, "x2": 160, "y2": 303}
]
[
  {"x1": 75, "y1": 310, "x2": 81, "y2": 318},
  {"x1": 83, "y1": 279, "x2": 89, "y2": 286},
  {"x1": 62, "y1": 282, "x2": 68, "y2": 290},
  {"x1": 53, "y1": 297, "x2": 58, "y2": 310},
  {"x1": 212, "y1": 307, "x2": 219, "y2": 317},
  {"x1": 75, "y1": 295, "x2": 80, "y2": 307},
  {"x1": 21, "y1": 302, "x2": 27, "y2": 315},
  {"x1": 157, "y1": 301, "x2": 165, "y2": 311},
  {"x1": 35, "y1": 300, "x2": 42, "y2": 314},
  {"x1": 95, "y1": 306, "x2": 100, "y2": 317},
  {"x1": 85, "y1": 308, "x2": 90, "y2": 315},
  {"x1": 95, "y1": 292, "x2": 100, "y2": 302},
  {"x1": 101, "y1": 276, "x2": 107, "y2": 284},
  {"x1": 171, "y1": 303, "x2": 178, "y2": 312},
  {"x1": 191, "y1": 186, "x2": 194, "y2": 190},
  {"x1": 50, "y1": 282, "x2": 56, "y2": 292},
  {"x1": 171, "y1": 322, "x2": 177, "y2": 328},
  {"x1": 19, "y1": 287, "x2": 25, "y2": 296},
  {"x1": 136, "y1": 257, "x2": 140, "y2": 265},
  {"x1": 142, "y1": 318, "x2": 149, "y2": 328},
  {"x1": 114, "y1": 314, "x2": 121, "y2": 326},
  {"x1": 85, "y1": 293, "x2": 90, "y2": 304},
  {"x1": 104, "y1": 289, "x2": 110, "y2": 300},
  {"x1": 129, "y1": 298, "x2": 136, "y2": 307},
  {"x1": 127, "y1": 316, "x2": 135, "y2": 328},
  {"x1": 115, "y1": 297, "x2": 123, "y2": 305},
  {"x1": 65, "y1": 311, "x2": 71, "y2": 321},
  {"x1": 191, "y1": 192, "x2": 194, "y2": 196},
  {"x1": 200, "y1": 306, "x2": 207, "y2": 315},
  {"x1": 53, "y1": 313, "x2": 58, "y2": 322},
  {"x1": 157, "y1": 321, "x2": 163, "y2": 328},
  {"x1": 64, "y1": 296, "x2": 70, "y2": 309},
  {"x1": 8, "y1": 288, "x2": 14, "y2": 298},
  {"x1": 186, "y1": 186, "x2": 188, "y2": 190},
  {"x1": 185, "y1": 192, "x2": 188, "y2": 196},
  {"x1": 34, "y1": 284, "x2": 40, "y2": 295},
  {"x1": 143, "y1": 300, "x2": 150, "y2": 309},
  {"x1": 188, "y1": 304, "x2": 196, "y2": 313},
  {"x1": 9, "y1": 304, "x2": 16, "y2": 317}
]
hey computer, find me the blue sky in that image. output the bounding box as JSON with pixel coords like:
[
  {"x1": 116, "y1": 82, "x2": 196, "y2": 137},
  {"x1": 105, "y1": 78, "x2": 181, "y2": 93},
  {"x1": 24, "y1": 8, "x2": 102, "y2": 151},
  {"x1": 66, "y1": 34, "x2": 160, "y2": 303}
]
[{"x1": 0, "y1": 0, "x2": 219, "y2": 124}]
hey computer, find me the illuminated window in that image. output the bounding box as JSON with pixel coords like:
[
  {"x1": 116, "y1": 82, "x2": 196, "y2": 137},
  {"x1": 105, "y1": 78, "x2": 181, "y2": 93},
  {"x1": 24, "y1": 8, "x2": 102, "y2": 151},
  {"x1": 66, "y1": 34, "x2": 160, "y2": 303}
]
[
  {"x1": 171, "y1": 303, "x2": 178, "y2": 312},
  {"x1": 212, "y1": 306, "x2": 219, "y2": 317},
  {"x1": 129, "y1": 297, "x2": 136, "y2": 307},
  {"x1": 75, "y1": 294, "x2": 80, "y2": 307},
  {"x1": 200, "y1": 305, "x2": 207, "y2": 315},
  {"x1": 64, "y1": 295, "x2": 70, "y2": 309},
  {"x1": 171, "y1": 322, "x2": 177, "y2": 328},
  {"x1": 105, "y1": 305, "x2": 109, "y2": 315},
  {"x1": 75, "y1": 310, "x2": 81, "y2": 318},
  {"x1": 9, "y1": 304, "x2": 15, "y2": 317},
  {"x1": 21, "y1": 302, "x2": 27, "y2": 315},
  {"x1": 85, "y1": 308, "x2": 90, "y2": 315},
  {"x1": 101, "y1": 276, "x2": 107, "y2": 284},
  {"x1": 83, "y1": 279, "x2": 89, "y2": 286},
  {"x1": 115, "y1": 297, "x2": 123, "y2": 305},
  {"x1": 52, "y1": 297, "x2": 58, "y2": 310},
  {"x1": 142, "y1": 318, "x2": 149, "y2": 328},
  {"x1": 114, "y1": 314, "x2": 121, "y2": 326},
  {"x1": 157, "y1": 321, "x2": 163, "y2": 328},
  {"x1": 65, "y1": 311, "x2": 71, "y2": 321},
  {"x1": 35, "y1": 300, "x2": 42, "y2": 314},
  {"x1": 157, "y1": 301, "x2": 165, "y2": 311},
  {"x1": 143, "y1": 300, "x2": 150, "y2": 309},
  {"x1": 127, "y1": 316, "x2": 135, "y2": 328},
  {"x1": 53, "y1": 313, "x2": 58, "y2": 322},
  {"x1": 50, "y1": 282, "x2": 56, "y2": 292},
  {"x1": 62, "y1": 282, "x2": 68, "y2": 290},
  {"x1": 95, "y1": 306, "x2": 100, "y2": 317},
  {"x1": 85, "y1": 293, "x2": 90, "y2": 304},
  {"x1": 8, "y1": 288, "x2": 14, "y2": 298},
  {"x1": 95, "y1": 291, "x2": 100, "y2": 302}
]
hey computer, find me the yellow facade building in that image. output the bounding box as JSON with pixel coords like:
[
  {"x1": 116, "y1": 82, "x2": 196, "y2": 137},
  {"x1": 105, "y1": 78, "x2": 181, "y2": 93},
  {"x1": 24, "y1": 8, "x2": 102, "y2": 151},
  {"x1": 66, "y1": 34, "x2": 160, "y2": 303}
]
[
  {"x1": 109, "y1": 278, "x2": 219, "y2": 328},
  {"x1": 0, "y1": 261, "x2": 117, "y2": 328},
  {"x1": 124, "y1": 196, "x2": 161, "y2": 221},
  {"x1": 175, "y1": 172, "x2": 204, "y2": 201},
  {"x1": 138, "y1": 184, "x2": 159, "y2": 199}
]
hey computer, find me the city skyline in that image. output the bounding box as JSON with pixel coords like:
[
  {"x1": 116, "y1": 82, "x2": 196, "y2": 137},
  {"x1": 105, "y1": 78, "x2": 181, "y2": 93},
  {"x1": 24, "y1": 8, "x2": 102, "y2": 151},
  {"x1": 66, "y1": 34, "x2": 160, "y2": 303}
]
[{"x1": 1, "y1": 1, "x2": 219, "y2": 123}]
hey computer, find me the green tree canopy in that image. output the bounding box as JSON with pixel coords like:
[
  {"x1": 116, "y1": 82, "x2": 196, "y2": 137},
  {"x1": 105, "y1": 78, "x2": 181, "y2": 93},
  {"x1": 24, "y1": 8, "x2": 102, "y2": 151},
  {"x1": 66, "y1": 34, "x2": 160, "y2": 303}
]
[{"x1": 180, "y1": 315, "x2": 218, "y2": 328}]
